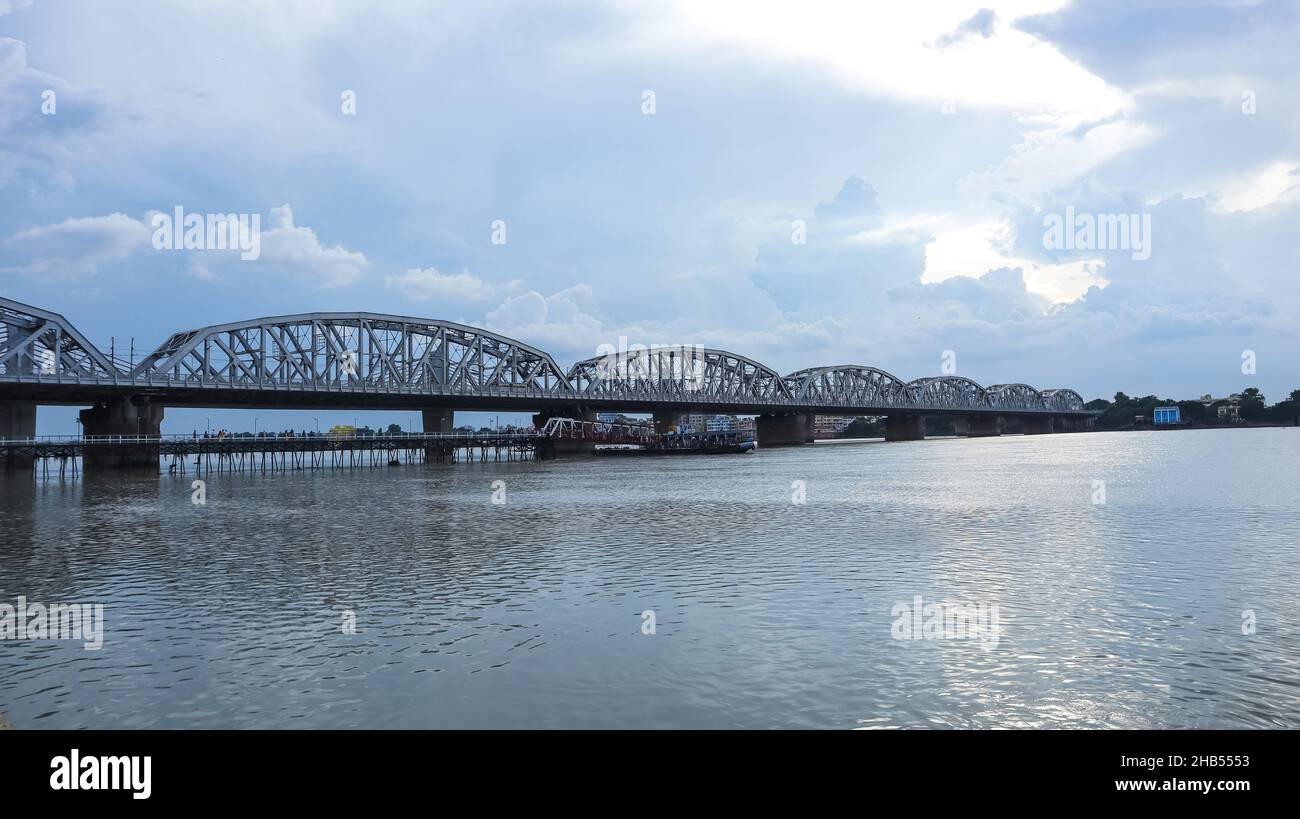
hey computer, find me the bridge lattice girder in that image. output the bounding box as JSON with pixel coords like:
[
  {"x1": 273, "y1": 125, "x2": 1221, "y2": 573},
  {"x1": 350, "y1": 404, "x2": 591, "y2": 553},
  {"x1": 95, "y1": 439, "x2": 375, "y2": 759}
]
[
  {"x1": 1040, "y1": 388, "x2": 1086, "y2": 412},
  {"x1": 0, "y1": 297, "x2": 119, "y2": 380},
  {"x1": 783, "y1": 365, "x2": 914, "y2": 406},
  {"x1": 128, "y1": 313, "x2": 573, "y2": 395},
  {"x1": 986, "y1": 383, "x2": 1046, "y2": 411},
  {"x1": 907, "y1": 376, "x2": 990, "y2": 409},
  {"x1": 566, "y1": 347, "x2": 793, "y2": 402},
  {"x1": 0, "y1": 297, "x2": 1093, "y2": 415}
]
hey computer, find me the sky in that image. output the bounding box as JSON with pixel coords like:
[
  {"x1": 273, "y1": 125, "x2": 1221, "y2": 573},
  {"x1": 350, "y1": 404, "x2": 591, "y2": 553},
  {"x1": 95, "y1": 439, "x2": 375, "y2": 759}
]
[{"x1": 2, "y1": 0, "x2": 1298, "y2": 434}]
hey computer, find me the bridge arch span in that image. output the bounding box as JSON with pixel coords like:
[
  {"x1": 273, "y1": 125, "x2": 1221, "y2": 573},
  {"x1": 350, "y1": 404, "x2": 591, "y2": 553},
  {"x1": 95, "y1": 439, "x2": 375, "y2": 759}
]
[
  {"x1": 907, "y1": 376, "x2": 990, "y2": 409},
  {"x1": 783, "y1": 365, "x2": 913, "y2": 406},
  {"x1": 129, "y1": 312, "x2": 574, "y2": 394},
  {"x1": 1041, "y1": 388, "x2": 1086, "y2": 412},
  {"x1": 567, "y1": 347, "x2": 792, "y2": 401},
  {"x1": 986, "y1": 383, "x2": 1046, "y2": 411},
  {"x1": 0, "y1": 296, "x2": 120, "y2": 379}
]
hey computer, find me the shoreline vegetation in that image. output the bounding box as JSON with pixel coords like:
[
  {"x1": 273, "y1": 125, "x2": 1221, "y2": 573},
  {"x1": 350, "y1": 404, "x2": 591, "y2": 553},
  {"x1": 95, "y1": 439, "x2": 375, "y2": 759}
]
[{"x1": 829, "y1": 387, "x2": 1300, "y2": 439}]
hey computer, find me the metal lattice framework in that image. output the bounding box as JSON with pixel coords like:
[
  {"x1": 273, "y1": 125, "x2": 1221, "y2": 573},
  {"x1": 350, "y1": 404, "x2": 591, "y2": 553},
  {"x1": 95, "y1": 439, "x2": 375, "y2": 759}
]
[
  {"x1": 784, "y1": 365, "x2": 913, "y2": 406},
  {"x1": 906, "y1": 376, "x2": 989, "y2": 409},
  {"x1": 986, "y1": 383, "x2": 1046, "y2": 411},
  {"x1": 0, "y1": 297, "x2": 1095, "y2": 415},
  {"x1": 567, "y1": 347, "x2": 793, "y2": 402},
  {"x1": 128, "y1": 313, "x2": 573, "y2": 395},
  {"x1": 0, "y1": 297, "x2": 119, "y2": 380},
  {"x1": 1041, "y1": 388, "x2": 1086, "y2": 412}
]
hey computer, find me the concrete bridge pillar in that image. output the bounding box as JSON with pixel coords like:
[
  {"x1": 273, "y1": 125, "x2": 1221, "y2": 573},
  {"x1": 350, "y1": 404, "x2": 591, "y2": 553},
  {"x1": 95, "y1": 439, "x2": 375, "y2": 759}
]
[
  {"x1": 1023, "y1": 416, "x2": 1054, "y2": 435},
  {"x1": 957, "y1": 415, "x2": 1001, "y2": 437},
  {"x1": 420, "y1": 409, "x2": 456, "y2": 462},
  {"x1": 884, "y1": 413, "x2": 926, "y2": 442},
  {"x1": 1053, "y1": 416, "x2": 1090, "y2": 432},
  {"x1": 421, "y1": 408, "x2": 455, "y2": 434},
  {"x1": 756, "y1": 412, "x2": 814, "y2": 447},
  {"x1": 0, "y1": 402, "x2": 37, "y2": 471},
  {"x1": 79, "y1": 396, "x2": 164, "y2": 471}
]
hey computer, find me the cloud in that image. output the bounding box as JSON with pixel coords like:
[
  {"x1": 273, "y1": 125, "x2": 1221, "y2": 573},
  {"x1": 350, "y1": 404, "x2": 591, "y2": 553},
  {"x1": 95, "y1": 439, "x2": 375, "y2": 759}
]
[
  {"x1": 960, "y1": 117, "x2": 1161, "y2": 206},
  {"x1": 2, "y1": 213, "x2": 150, "y2": 277},
  {"x1": 813, "y1": 175, "x2": 882, "y2": 224},
  {"x1": 0, "y1": 1, "x2": 33, "y2": 16},
  {"x1": 0, "y1": 38, "x2": 105, "y2": 193},
  {"x1": 934, "y1": 8, "x2": 998, "y2": 47},
  {"x1": 483, "y1": 285, "x2": 605, "y2": 359},
  {"x1": 255, "y1": 204, "x2": 369, "y2": 288},
  {"x1": 2, "y1": 1, "x2": 1298, "y2": 403},
  {"x1": 635, "y1": 0, "x2": 1130, "y2": 120},
  {"x1": 1206, "y1": 159, "x2": 1300, "y2": 213},
  {"x1": 385, "y1": 267, "x2": 507, "y2": 303}
]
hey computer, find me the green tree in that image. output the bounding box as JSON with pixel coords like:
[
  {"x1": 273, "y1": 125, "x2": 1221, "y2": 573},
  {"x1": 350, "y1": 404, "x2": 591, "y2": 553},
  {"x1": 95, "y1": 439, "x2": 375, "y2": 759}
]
[{"x1": 1240, "y1": 387, "x2": 1266, "y2": 421}]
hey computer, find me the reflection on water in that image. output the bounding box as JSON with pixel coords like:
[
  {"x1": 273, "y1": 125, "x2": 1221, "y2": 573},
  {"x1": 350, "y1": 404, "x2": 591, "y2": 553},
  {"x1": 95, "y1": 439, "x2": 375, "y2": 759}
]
[{"x1": 1, "y1": 428, "x2": 1298, "y2": 729}]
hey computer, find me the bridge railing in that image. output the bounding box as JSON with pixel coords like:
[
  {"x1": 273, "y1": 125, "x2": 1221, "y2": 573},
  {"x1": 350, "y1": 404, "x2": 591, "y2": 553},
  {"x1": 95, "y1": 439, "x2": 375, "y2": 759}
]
[{"x1": 0, "y1": 431, "x2": 547, "y2": 447}]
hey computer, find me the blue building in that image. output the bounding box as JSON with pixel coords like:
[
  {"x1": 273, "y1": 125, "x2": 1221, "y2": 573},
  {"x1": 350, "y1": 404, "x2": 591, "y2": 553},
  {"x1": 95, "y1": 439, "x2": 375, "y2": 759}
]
[{"x1": 1153, "y1": 406, "x2": 1180, "y2": 425}]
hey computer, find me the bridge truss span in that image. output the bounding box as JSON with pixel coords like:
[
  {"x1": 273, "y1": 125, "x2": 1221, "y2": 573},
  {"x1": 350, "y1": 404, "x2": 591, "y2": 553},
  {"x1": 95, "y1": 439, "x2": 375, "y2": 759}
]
[
  {"x1": 128, "y1": 313, "x2": 574, "y2": 397},
  {"x1": 0, "y1": 297, "x2": 120, "y2": 381},
  {"x1": 907, "y1": 376, "x2": 991, "y2": 410},
  {"x1": 986, "y1": 383, "x2": 1047, "y2": 412},
  {"x1": 0, "y1": 296, "x2": 1096, "y2": 418},
  {"x1": 783, "y1": 365, "x2": 914, "y2": 407},
  {"x1": 566, "y1": 347, "x2": 793, "y2": 405},
  {"x1": 1041, "y1": 388, "x2": 1087, "y2": 413}
]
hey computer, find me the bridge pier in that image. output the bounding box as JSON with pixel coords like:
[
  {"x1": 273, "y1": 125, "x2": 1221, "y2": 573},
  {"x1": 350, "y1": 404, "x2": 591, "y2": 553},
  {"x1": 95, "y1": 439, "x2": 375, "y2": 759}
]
[
  {"x1": 1053, "y1": 416, "x2": 1091, "y2": 432},
  {"x1": 421, "y1": 408, "x2": 455, "y2": 434},
  {"x1": 79, "y1": 396, "x2": 164, "y2": 470},
  {"x1": 1022, "y1": 416, "x2": 1054, "y2": 435},
  {"x1": 756, "y1": 412, "x2": 814, "y2": 447},
  {"x1": 420, "y1": 409, "x2": 455, "y2": 462},
  {"x1": 953, "y1": 415, "x2": 1001, "y2": 437},
  {"x1": 0, "y1": 402, "x2": 36, "y2": 471},
  {"x1": 884, "y1": 413, "x2": 926, "y2": 442}
]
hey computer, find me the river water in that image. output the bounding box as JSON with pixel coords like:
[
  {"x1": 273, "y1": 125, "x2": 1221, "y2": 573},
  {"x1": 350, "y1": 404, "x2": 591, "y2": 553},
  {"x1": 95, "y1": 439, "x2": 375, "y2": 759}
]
[{"x1": 1, "y1": 428, "x2": 1297, "y2": 729}]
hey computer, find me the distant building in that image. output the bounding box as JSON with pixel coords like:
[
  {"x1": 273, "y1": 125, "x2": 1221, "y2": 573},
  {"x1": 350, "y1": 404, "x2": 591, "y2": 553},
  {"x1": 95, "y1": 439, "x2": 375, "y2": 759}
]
[
  {"x1": 706, "y1": 416, "x2": 735, "y2": 432},
  {"x1": 1153, "y1": 406, "x2": 1180, "y2": 425},
  {"x1": 1198, "y1": 393, "x2": 1242, "y2": 420},
  {"x1": 676, "y1": 414, "x2": 736, "y2": 434},
  {"x1": 597, "y1": 413, "x2": 621, "y2": 423},
  {"x1": 813, "y1": 416, "x2": 851, "y2": 439}
]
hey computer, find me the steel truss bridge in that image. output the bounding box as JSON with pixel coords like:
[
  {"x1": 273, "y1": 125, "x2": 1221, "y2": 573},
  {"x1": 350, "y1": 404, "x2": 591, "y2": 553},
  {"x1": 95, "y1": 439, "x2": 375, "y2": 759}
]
[{"x1": 0, "y1": 297, "x2": 1090, "y2": 418}]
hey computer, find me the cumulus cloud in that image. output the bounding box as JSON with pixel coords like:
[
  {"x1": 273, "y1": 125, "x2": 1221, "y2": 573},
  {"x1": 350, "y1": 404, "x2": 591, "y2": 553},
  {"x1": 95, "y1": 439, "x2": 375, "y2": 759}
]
[
  {"x1": 483, "y1": 285, "x2": 606, "y2": 360},
  {"x1": 255, "y1": 204, "x2": 369, "y2": 288},
  {"x1": 2, "y1": 213, "x2": 150, "y2": 277},
  {"x1": 385, "y1": 267, "x2": 511, "y2": 303}
]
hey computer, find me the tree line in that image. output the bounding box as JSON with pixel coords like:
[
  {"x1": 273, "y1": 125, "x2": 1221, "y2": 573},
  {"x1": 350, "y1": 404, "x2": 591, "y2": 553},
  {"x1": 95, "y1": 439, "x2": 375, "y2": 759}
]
[{"x1": 1085, "y1": 388, "x2": 1300, "y2": 429}]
